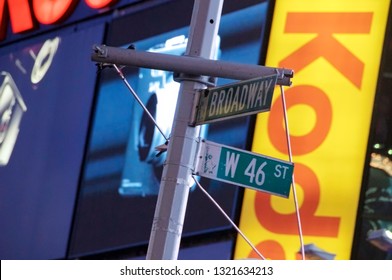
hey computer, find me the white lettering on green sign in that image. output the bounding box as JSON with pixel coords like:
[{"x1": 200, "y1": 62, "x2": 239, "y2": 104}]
[
  {"x1": 207, "y1": 77, "x2": 274, "y2": 118},
  {"x1": 195, "y1": 140, "x2": 293, "y2": 198},
  {"x1": 195, "y1": 74, "x2": 278, "y2": 125}
]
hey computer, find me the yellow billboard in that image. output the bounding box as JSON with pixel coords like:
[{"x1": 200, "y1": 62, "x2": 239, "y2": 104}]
[{"x1": 235, "y1": 0, "x2": 390, "y2": 260}]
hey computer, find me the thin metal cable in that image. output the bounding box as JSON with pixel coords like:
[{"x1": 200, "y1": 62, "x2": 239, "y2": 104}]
[
  {"x1": 279, "y1": 85, "x2": 305, "y2": 260},
  {"x1": 192, "y1": 175, "x2": 265, "y2": 260},
  {"x1": 112, "y1": 64, "x2": 169, "y2": 142}
]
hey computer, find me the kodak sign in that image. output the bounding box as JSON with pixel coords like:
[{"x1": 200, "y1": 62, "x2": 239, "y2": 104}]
[
  {"x1": 235, "y1": 0, "x2": 390, "y2": 260},
  {"x1": 0, "y1": 0, "x2": 118, "y2": 41}
]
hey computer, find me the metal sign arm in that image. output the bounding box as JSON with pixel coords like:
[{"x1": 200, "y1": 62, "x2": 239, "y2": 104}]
[{"x1": 92, "y1": 45, "x2": 293, "y2": 86}]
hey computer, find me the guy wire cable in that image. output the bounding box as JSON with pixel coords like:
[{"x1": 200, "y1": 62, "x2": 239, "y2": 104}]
[
  {"x1": 192, "y1": 175, "x2": 266, "y2": 260},
  {"x1": 279, "y1": 84, "x2": 305, "y2": 260},
  {"x1": 112, "y1": 64, "x2": 169, "y2": 142}
]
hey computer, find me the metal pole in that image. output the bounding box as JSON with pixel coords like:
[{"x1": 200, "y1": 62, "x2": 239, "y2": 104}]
[
  {"x1": 92, "y1": 46, "x2": 293, "y2": 86},
  {"x1": 146, "y1": 0, "x2": 224, "y2": 260}
]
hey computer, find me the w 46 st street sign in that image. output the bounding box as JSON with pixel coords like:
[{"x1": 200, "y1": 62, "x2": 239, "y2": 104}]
[
  {"x1": 194, "y1": 140, "x2": 293, "y2": 198},
  {"x1": 194, "y1": 74, "x2": 277, "y2": 125}
]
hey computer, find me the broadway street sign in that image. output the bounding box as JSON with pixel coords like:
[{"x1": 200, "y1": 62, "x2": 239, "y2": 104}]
[
  {"x1": 194, "y1": 140, "x2": 293, "y2": 198},
  {"x1": 194, "y1": 74, "x2": 277, "y2": 125}
]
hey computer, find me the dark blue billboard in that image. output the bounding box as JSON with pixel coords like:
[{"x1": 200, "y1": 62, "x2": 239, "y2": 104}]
[{"x1": 0, "y1": 23, "x2": 104, "y2": 259}]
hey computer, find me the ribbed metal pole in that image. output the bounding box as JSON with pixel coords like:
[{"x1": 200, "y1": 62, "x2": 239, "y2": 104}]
[{"x1": 145, "y1": 0, "x2": 224, "y2": 260}]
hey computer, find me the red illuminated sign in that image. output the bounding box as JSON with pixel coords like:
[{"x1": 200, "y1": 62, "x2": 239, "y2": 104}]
[
  {"x1": 85, "y1": 0, "x2": 117, "y2": 9},
  {"x1": 33, "y1": 0, "x2": 78, "y2": 25},
  {"x1": 0, "y1": 0, "x2": 118, "y2": 41}
]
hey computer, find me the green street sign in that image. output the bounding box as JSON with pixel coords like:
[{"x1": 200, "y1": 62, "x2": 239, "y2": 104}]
[
  {"x1": 194, "y1": 140, "x2": 293, "y2": 198},
  {"x1": 194, "y1": 74, "x2": 277, "y2": 125}
]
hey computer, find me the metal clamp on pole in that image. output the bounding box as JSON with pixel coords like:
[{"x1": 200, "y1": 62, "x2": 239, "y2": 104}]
[
  {"x1": 92, "y1": 45, "x2": 294, "y2": 86},
  {"x1": 173, "y1": 72, "x2": 217, "y2": 87},
  {"x1": 93, "y1": 44, "x2": 108, "y2": 58}
]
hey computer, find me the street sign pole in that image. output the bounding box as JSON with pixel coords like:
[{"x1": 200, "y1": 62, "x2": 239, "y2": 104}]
[
  {"x1": 145, "y1": 0, "x2": 223, "y2": 260},
  {"x1": 91, "y1": 0, "x2": 294, "y2": 260}
]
